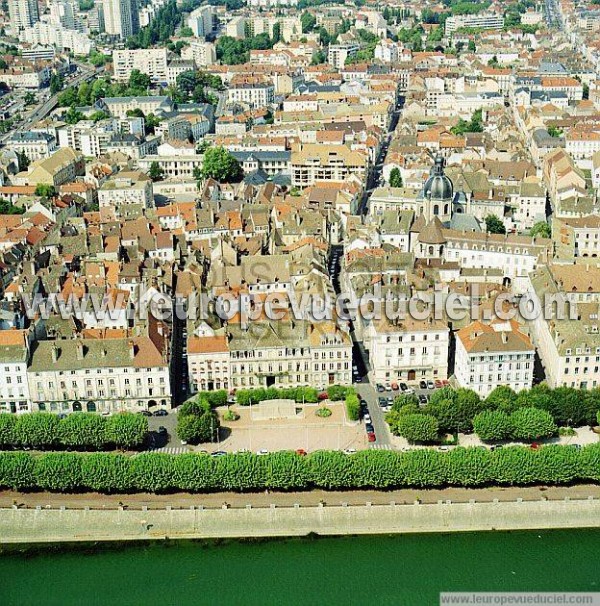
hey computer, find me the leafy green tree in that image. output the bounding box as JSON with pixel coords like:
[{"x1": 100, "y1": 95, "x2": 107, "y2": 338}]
[
  {"x1": 144, "y1": 112, "x2": 161, "y2": 134},
  {"x1": 301, "y1": 11, "x2": 316, "y2": 33},
  {"x1": 395, "y1": 413, "x2": 439, "y2": 443},
  {"x1": 467, "y1": 39, "x2": 476, "y2": 52},
  {"x1": 90, "y1": 110, "x2": 110, "y2": 122},
  {"x1": 50, "y1": 73, "x2": 64, "y2": 95},
  {"x1": 391, "y1": 393, "x2": 419, "y2": 412},
  {"x1": 345, "y1": 391, "x2": 360, "y2": 421},
  {"x1": 426, "y1": 387, "x2": 483, "y2": 433},
  {"x1": 58, "y1": 413, "x2": 107, "y2": 449},
  {"x1": 77, "y1": 81, "x2": 91, "y2": 106},
  {"x1": 0, "y1": 198, "x2": 24, "y2": 214},
  {"x1": 510, "y1": 407, "x2": 557, "y2": 441},
  {"x1": 0, "y1": 414, "x2": 16, "y2": 448},
  {"x1": 177, "y1": 414, "x2": 218, "y2": 444},
  {"x1": 473, "y1": 409, "x2": 512, "y2": 441},
  {"x1": 547, "y1": 125, "x2": 563, "y2": 138},
  {"x1": 530, "y1": 221, "x2": 551, "y2": 238},
  {"x1": 485, "y1": 214, "x2": 506, "y2": 234},
  {"x1": 180, "y1": 26, "x2": 194, "y2": 37},
  {"x1": 326, "y1": 385, "x2": 351, "y2": 401},
  {"x1": 148, "y1": 161, "x2": 164, "y2": 182},
  {"x1": 129, "y1": 69, "x2": 151, "y2": 91},
  {"x1": 24, "y1": 91, "x2": 36, "y2": 105},
  {"x1": 201, "y1": 146, "x2": 243, "y2": 182},
  {"x1": 311, "y1": 49, "x2": 327, "y2": 65},
  {"x1": 105, "y1": 413, "x2": 148, "y2": 449},
  {"x1": 14, "y1": 413, "x2": 59, "y2": 448},
  {"x1": 34, "y1": 184, "x2": 56, "y2": 198},
  {"x1": 65, "y1": 105, "x2": 85, "y2": 125},
  {"x1": 485, "y1": 385, "x2": 516, "y2": 410},
  {"x1": 16, "y1": 150, "x2": 29, "y2": 171},
  {"x1": 194, "y1": 390, "x2": 228, "y2": 408},
  {"x1": 389, "y1": 167, "x2": 403, "y2": 188},
  {"x1": 272, "y1": 22, "x2": 281, "y2": 44}
]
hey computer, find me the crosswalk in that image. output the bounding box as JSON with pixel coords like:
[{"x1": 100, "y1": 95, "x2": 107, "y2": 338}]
[
  {"x1": 370, "y1": 443, "x2": 393, "y2": 450},
  {"x1": 150, "y1": 447, "x2": 189, "y2": 455}
]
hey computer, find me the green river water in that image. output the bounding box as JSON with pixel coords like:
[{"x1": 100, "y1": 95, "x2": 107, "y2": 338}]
[{"x1": 0, "y1": 529, "x2": 598, "y2": 605}]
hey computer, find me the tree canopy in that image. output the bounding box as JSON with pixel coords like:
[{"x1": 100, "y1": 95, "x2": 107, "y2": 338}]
[{"x1": 201, "y1": 146, "x2": 243, "y2": 182}]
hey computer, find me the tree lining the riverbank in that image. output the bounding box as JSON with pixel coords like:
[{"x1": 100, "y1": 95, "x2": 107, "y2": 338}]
[{"x1": 0, "y1": 444, "x2": 598, "y2": 494}]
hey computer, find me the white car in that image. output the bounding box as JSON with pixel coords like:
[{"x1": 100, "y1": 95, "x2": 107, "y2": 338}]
[
  {"x1": 363, "y1": 413, "x2": 371, "y2": 424},
  {"x1": 256, "y1": 449, "x2": 269, "y2": 456}
]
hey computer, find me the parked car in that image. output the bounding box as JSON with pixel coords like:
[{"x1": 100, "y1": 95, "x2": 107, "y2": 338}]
[
  {"x1": 363, "y1": 413, "x2": 371, "y2": 424},
  {"x1": 367, "y1": 431, "x2": 376, "y2": 442},
  {"x1": 419, "y1": 380, "x2": 427, "y2": 389},
  {"x1": 378, "y1": 397, "x2": 387, "y2": 407},
  {"x1": 399, "y1": 383, "x2": 408, "y2": 392},
  {"x1": 343, "y1": 448, "x2": 357, "y2": 455},
  {"x1": 318, "y1": 391, "x2": 328, "y2": 401},
  {"x1": 427, "y1": 380, "x2": 435, "y2": 390},
  {"x1": 152, "y1": 409, "x2": 168, "y2": 417},
  {"x1": 376, "y1": 384, "x2": 385, "y2": 393},
  {"x1": 365, "y1": 423, "x2": 374, "y2": 433},
  {"x1": 211, "y1": 451, "x2": 227, "y2": 457},
  {"x1": 434, "y1": 379, "x2": 443, "y2": 389},
  {"x1": 256, "y1": 449, "x2": 270, "y2": 456},
  {"x1": 295, "y1": 449, "x2": 308, "y2": 456},
  {"x1": 418, "y1": 394, "x2": 428, "y2": 405},
  {"x1": 157, "y1": 426, "x2": 168, "y2": 435},
  {"x1": 138, "y1": 410, "x2": 152, "y2": 417},
  {"x1": 391, "y1": 382, "x2": 399, "y2": 391},
  {"x1": 441, "y1": 379, "x2": 450, "y2": 387},
  {"x1": 355, "y1": 376, "x2": 362, "y2": 383}
]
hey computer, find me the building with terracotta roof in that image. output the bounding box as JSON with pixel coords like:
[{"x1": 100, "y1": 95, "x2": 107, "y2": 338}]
[
  {"x1": 0, "y1": 329, "x2": 31, "y2": 413},
  {"x1": 455, "y1": 320, "x2": 534, "y2": 396}
]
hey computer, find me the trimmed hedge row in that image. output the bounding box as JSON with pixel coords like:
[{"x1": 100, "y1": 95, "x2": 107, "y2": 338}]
[
  {"x1": 345, "y1": 391, "x2": 360, "y2": 421},
  {"x1": 0, "y1": 412, "x2": 148, "y2": 451},
  {"x1": 235, "y1": 387, "x2": 320, "y2": 405},
  {"x1": 0, "y1": 444, "x2": 598, "y2": 494}
]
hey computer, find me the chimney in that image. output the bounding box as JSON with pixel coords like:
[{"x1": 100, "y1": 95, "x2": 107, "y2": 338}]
[
  {"x1": 76, "y1": 341, "x2": 84, "y2": 360},
  {"x1": 502, "y1": 331, "x2": 508, "y2": 344},
  {"x1": 129, "y1": 340, "x2": 136, "y2": 359},
  {"x1": 51, "y1": 344, "x2": 59, "y2": 363},
  {"x1": 101, "y1": 348, "x2": 107, "y2": 358}
]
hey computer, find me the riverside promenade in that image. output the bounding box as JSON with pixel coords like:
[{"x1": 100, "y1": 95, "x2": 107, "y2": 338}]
[{"x1": 2, "y1": 486, "x2": 600, "y2": 543}]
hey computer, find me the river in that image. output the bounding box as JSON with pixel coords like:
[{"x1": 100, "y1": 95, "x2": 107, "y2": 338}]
[{"x1": 0, "y1": 529, "x2": 598, "y2": 605}]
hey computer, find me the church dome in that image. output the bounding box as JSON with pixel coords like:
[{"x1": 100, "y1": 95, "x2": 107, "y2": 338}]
[{"x1": 423, "y1": 156, "x2": 453, "y2": 201}]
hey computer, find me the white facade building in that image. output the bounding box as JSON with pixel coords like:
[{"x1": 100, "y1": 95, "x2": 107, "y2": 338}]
[
  {"x1": 0, "y1": 330, "x2": 32, "y2": 414},
  {"x1": 455, "y1": 320, "x2": 535, "y2": 397},
  {"x1": 364, "y1": 316, "x2": 450, "y2": 385},
  {"x1": 28, "y1": 337, "x2": 171, "y2": 414}
]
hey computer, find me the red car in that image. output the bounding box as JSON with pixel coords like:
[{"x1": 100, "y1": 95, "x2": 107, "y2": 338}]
[
  {"x1": 367, "y1": 431, "x2": 376, "y2": 442},
  {"x1": 441, "y1": 379, "x2": 450, "y2": 387},
  {"x1": 391, "y1": 382, "x2": 399, "y2": 391},
  {"x1": 434, "y1": 379, "x2": 443, "y2": 388},
  {"x1": 318, "y1": 391, "x2": 329, "y2": 400},
  {"x1": 296, "y1": 448, "x2": 308, "y2": 456},
  {"x1": 530, "y1": 442, "x2": 541, "y2": 450}
]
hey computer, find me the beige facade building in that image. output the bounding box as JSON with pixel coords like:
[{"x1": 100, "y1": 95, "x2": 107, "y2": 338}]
[
  {"x1": 291, "y1": 144, "x2": 368, "y2": 188},
  {"x1": 28, "y1": 337, "x2": 171, "y2": 414}
]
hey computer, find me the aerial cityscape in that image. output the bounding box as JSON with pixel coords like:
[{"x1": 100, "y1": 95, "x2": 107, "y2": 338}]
[{"x1": 0, "y1": 0, "x2": 599, "y2": 602}]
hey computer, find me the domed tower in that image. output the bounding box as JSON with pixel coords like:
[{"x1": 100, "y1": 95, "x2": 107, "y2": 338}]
[{"x1": 421, "y1": 155, "x2": 454, "y2": 223}]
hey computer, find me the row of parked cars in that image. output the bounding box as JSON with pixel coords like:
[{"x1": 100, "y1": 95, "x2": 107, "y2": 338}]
[
  {"x1": 375, "y1": 379, "x2": 450, "y2": 393},
  {"x1": 359, "y1": 398, "x2": 376, "y2": 443}
]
